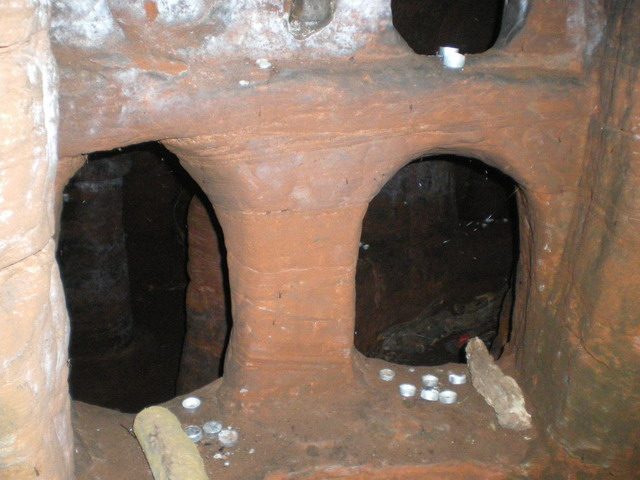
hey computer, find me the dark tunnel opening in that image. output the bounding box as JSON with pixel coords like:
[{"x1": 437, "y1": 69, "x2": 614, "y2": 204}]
[
  {"x1": 391, "y1": 0, "x2": 505, "y2": 55},
  {"x1": 355, "y1": 155, "x2": 519, "y2": 366},
  {"x1": 58, "y1": 144, "x2": 231, "y2": 413}
]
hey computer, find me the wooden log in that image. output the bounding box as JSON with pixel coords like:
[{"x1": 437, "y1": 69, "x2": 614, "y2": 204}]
[{"x1": 133, "y1": 406, "x2": 209, "y2": 480}]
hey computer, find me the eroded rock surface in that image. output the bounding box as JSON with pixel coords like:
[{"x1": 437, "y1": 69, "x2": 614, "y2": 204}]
[{"x1": 466, "y1": 337, "x2": 531, "y2": 431}]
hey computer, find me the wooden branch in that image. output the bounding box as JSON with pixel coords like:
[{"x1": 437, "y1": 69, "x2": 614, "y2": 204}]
[{"x1": 133, "y1": 406, "x2": 209, "y2": 480}]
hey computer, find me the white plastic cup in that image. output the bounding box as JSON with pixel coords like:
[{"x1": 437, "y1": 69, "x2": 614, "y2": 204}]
[
  {"x1": 379, "y1": 368, "x2": 396, "y2": 382},
  {"x1": 421, "y1": 374, "x2": 439, "y2": 388},
  {"x1": 439, "y1": 390, "x2": 458, "y2": 404},
  {"x1": 399, "y1": 383, "x2": 417, "y2": 398},
  {"x1": 420, "y1": 388, "x2": 439, "y2": 401}
]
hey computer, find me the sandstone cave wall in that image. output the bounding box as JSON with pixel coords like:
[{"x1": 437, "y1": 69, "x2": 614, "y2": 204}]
[
  {"x1": 518, "y1": 2, "x2": 640, "y2": 472},
  {"x1": 0, "y1": 1, "x2": 638, "y2": 478},
  {"x1": 0, "y1": 1, "x2": 73, "y2": 478}
]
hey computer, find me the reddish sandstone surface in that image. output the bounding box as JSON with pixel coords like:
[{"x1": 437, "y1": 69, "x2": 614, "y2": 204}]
[
  {"x1": 1, "y1": 0, "x2": 639, "y2": 478},
  {"x1": 74, "y1": 357, "x2": 540, "y2": 480}
]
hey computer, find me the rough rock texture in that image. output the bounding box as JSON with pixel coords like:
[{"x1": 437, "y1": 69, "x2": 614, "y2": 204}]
[
  {"x1": 178, "y1": 195, "x2": 229, "y2": 394},
  {"x1": 53, "y1": 156, "x2": 85, "y2": 241},
  {"x1": 54, "y1": 0, "x2": 638, "y2": 476},
  {"x1": 73, "y1": 360, "x2": 538, "y2": 480},
  {"x1": 1, "y1": 0, "x2": 639, "y2": 478},
  {"x1": 466, "y1": 337, "x2": 531, "y2": 431},
  {"x1": 0, "y1": 1, "x2": 73, "y2": 478},
  {"x1": 155, "y1": 0, "x2": 597, "y2": 416},
  {"x1": 519, "y1": 2, "x2": 640, "y2": 473}
]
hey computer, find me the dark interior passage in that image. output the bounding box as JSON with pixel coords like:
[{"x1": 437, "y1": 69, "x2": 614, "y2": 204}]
[
  {"x1": 57, "y1": 144, "x2": 220, "y2": 412},
  {"x1": 355, "y1": 156, "x2": 518, "y2": 365},
  {"x1": 392, "y1": 0, "x2": 504, "y2": 55}
]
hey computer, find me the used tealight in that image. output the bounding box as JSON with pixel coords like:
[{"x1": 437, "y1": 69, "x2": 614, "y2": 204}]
[
  {"x1": 399, "y1": 383, "x2": 417, "y2": 398},
  {"x1": 181, "y1": 396, "x2": 201, "y2": 411},
  {"x1": 379, "y1": 368, "x2": 396, "y2": 381},
  {"x1": 439, "y1": 390, "x2": 458, "y2": 404},
  {"x1": 422, "y1": 374, "x2": 439, "y2": 388},
  {"x1": 184, "y1": 425, "x2": 203, "y2": 443},
  {"x1": 420, "y1": 388, "x2": 439, "y2": 401}
]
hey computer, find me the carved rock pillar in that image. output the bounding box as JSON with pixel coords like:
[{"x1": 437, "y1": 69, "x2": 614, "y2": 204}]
[
  {"x1": 57, "y1": 156, "x2": 134, "y2": 356},
  {"x1": 166, "y1": 137, "x2": 401, "y2": 399},
  {"x1": 0, "y1": 1, "x2": 73, "y2": 477}
]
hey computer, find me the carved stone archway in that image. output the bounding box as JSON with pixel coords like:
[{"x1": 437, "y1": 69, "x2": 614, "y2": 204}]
[{"x1": 1, "y1": 1, "x2": 639, "y2": 478}]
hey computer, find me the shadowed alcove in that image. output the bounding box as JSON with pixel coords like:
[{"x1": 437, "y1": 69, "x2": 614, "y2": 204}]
[
  {"x1": 391, "y1": 0, "x2": 504, "y2": 55},
  {"x1": 355, "y1": 155, "x2": 519, "y2": 365},
  {"x1": 57, "y1": 144, "x2": 231, "y2": 412}
]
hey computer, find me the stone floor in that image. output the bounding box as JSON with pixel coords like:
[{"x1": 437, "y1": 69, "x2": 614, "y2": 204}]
[{"x1": 73, "y1": 354, "x2": 541, "y2": 479}]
